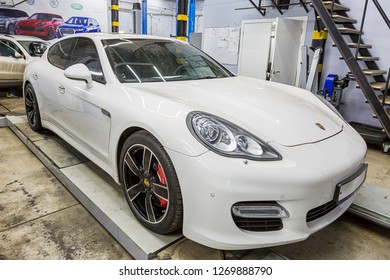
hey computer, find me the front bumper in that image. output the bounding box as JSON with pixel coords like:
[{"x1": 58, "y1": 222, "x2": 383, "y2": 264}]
[
  {"x1": 167, "y1": 124, "x2": 367, "y2": 250},
  {"x1": 0, "y1": 24, "x2": 7, "y2": 33},
  {"x1": 16, "y1": 27, "x2": 49, "y2": 37}
]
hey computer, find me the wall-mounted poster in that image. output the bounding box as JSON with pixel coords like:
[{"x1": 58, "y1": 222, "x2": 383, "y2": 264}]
[{"x1": 0, "y1": 0, "x2": 107, "y2": 40}]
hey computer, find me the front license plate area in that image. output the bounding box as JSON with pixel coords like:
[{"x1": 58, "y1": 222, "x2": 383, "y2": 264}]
[{"x1": 334, "y1": 163, "x2": 368, "y2": 204}]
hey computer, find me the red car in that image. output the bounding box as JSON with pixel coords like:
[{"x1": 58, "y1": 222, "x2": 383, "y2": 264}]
[{"x1": 16, "y1": 13, "x2": 63, "y2": 39}]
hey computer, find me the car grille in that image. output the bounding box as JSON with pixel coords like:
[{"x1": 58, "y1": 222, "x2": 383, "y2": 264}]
[
  {"x1": 232, "y1": 216, "x2": 283, "y2": 232},
  {"x1": 20, "y1": 26, "x2": 35, "y2": 31},
  {"x1": 306, "y1": 200, "x2": 337, "y2": 223},
  {"x1": 59, "y1": 28, "x2": 75, "y2": 36}
]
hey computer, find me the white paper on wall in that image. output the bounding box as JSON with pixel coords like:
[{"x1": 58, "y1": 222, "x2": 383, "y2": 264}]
[
  {"x1": 228, "y1": 37, "x2": 239, "y2": 54},
  {"x1": 203, "y1": 27, "x2": 240, "y2": 65}
]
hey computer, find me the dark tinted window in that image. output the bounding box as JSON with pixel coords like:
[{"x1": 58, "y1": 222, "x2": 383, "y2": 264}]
[
  {"x1": 47, "y1": 38, "x2": 74, "y2": 69},
  {"x1": 30, "y1": 13, "x2": 52, "y2": 20},
  {"x1": 103, "y1": 38, "x2": 233, "y2": 83},
  {"x1": 68, "y1": 38, "x2": 105, "y2": 83},
  {"x1": 0, "y1": 8, "x2": 27, "y2": 17},
  {"x1": 16, "y1": 10, "x2": 28, "y2": 17},
  {"x1": 0, "y1": 9, "x2": 8, "y2": 16},
  {"x1": 0, "y1": 39, "x2": 22, "y2": 57},
  {"x1": 17, "y1": 40, "x2": 49, "y2": 57}
]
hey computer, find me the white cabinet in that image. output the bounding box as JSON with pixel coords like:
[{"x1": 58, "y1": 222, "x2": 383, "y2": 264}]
[{"x1": 238, "y1": 17, "x2": 307, "y2": 86}]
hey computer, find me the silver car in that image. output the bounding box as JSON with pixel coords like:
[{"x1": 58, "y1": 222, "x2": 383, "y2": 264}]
[{"x1": 0, "y1": 8, "x2": 28, "y2": 35}]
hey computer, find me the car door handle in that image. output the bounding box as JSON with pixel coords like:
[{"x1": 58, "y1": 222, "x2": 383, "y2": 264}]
[
  {"x1": 58, "y1": 84, "x2": 65, "y2": 94},
  {"x1": 101, "y1": 108, "x2": 111, "y2": 118}
]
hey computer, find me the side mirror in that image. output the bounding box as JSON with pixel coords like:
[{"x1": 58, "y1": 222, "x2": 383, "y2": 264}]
[
  {"x1": 14, "y1": 51, "x2": 23, "y2": 59},
  {"x1": 64, "y1": 63, "x2": 93, "y2": 88}
]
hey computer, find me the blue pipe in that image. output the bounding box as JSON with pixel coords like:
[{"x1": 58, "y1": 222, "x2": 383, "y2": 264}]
[
  {"x1": 188, "y1": 0, "x2": 196, "y2": 35},
  {"x1": 142, "y1": 0, "x2": 147, "y2": 34}
]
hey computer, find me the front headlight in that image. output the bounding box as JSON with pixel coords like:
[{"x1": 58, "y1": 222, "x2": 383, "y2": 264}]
[{"x1": 187, "y1": 112, "x2": 282, "y2": 161}]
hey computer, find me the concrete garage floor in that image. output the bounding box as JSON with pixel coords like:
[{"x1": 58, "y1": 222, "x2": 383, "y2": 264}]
[{"x1": 0, "y1": 94, "x2": 389, "y2": 260}]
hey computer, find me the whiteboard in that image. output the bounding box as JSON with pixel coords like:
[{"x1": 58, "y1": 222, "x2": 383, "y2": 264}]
[{"x1": 202, "y1": 27, "x2": 240, "y2": 65}]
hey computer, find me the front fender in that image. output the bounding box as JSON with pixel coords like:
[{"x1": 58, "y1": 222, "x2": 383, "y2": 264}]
[{"x1": 108, "y1": 85, "x2": 209, "y2": 183}]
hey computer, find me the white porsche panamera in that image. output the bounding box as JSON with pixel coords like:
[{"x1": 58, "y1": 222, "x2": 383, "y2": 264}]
[{"x1": 23, "y1": 33, "x2": 367, "y2": 250}]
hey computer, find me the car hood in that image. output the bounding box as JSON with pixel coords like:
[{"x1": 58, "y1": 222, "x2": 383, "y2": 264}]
[
  {"x1": 18, "y1": 19, "x2": 47, "y2": 25},
  {"x1": 59, "y1": 23, "x2": 85, "y2": 28},
  {"x1": 124, "y1": 76, "x2": 344, "y2": 147}
]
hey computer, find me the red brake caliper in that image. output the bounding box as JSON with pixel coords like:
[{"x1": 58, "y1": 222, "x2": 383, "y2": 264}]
[{"x1": 157, "y1": 163, "x2": 168, "y2": 208}]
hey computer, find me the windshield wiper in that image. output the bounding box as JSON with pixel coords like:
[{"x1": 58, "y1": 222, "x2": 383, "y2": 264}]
[{"x1": 197, "y1": 76, "x2": 217, "y2": 80}]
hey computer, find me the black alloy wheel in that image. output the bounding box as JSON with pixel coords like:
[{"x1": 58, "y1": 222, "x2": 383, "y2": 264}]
[
  {"x1": 24, "y1": 83, "x2": 42, "y2": 131},
  {"x1": 7, "y1": 24, "x2": 16, "y2": 35},
  {"x1": 47, "y1": 27, "x2": 55, "y2": 40},
  {"x1": 119, "y1": 131, "x2": 183, "y2": 234}
]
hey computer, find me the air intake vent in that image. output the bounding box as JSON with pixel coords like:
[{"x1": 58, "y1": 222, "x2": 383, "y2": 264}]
[
  {"x1": 232, "y1": 216, "x2": 283, "y2": 232},
  {"x1": 306, "y1": 200, "x2": 337, "y2": 222}
]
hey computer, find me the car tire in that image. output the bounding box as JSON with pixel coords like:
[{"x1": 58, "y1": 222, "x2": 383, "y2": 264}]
[
  {"x1": 47, "y1": 27, "x2": 55, "y2": 39},
  {"x1": 24, "y1": 83, "x2": 43, "y2": 132},
  {"x1": 119, "y1": 130, "x2": 183, "y2": 234},
  {"x1": 7, "y1": 24, "x2": 16, "y2": 35}
]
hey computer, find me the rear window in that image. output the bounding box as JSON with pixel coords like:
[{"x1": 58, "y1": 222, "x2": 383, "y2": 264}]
[
  {"x1": 14, "y1": 10, "x2": 28, "y2": 17},
  {"x1": 0, "y1": 8, "x2": 27, "y2": 17}
]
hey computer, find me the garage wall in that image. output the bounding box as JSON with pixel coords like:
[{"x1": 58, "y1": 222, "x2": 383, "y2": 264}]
[
  {"x1": 203, "y1": 0, "x2": 314, "y2": 74},
  {"x1": 110, "y1": 0, "x2": 204, "y2": 38},
  {"x1": 202, "y1": 0, "x2": 390, "y2": 127},
  {"x1": 320, "y1": 0, "x2": 390, "y2": 127},
  {"x1": 111, "y1": 0, "x2": 176, "y2": 36}
]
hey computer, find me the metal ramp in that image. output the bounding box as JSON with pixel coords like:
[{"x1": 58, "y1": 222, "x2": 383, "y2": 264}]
[{"x1": 1, "y1": 115, "x2": 183, "y2": 260}]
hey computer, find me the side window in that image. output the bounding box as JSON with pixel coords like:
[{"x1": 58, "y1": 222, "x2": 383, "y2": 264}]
[
  {"x1": 47, "y1": 38, "x2": 74, "y2": 69},
  {"x1": 0, "y1": 41, "x2": 16, "y2": 57},
  {"x1": 68, "y1": 38, "x2": 105, "y2": 83},
  {"x1": 17, "y1": 10, "x2": 28, "y2": 18},
  {"x1": 0, "y1": 39, "x2": 22, "y2": 57},
  {"x1": 8, "y1": 41, "x2": 22, "y2": 54}
]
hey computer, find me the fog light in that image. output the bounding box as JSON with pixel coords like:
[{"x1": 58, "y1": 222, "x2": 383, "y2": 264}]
[{"x1": 232, "y1": 203, "x2": 289, "y2": 218}]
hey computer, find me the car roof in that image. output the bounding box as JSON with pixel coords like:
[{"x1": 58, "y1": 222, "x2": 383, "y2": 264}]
[
  {"x1": 60, "y1": 32, "x2": 179, "y2": 42},
  {"x1": 31, "y1": 12, "x2": 61, "y2": 16},
  {"x1": 69, "y1": 16, "x2": 88, "y2": 19},
  {"x1": 0, "y1": 7, "x2": 22, "y2": 11},
  {"x1": 0, "y1": 34, "x2": 46, "y2": 42}
]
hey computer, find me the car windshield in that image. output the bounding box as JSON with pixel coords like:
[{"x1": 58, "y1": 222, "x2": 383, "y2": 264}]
[
  {"x1": 17, "y1": 40, "x2": 49, "y2": 57},
  {"x1": 102, "y1": 38, "x2": 233, "y2": 83},
  {"x1": 67, "y1": 17, "x2": 88, "y2": 25},
  {"x1": 30, "y1": 13, "x2": 52, "y2": 20}
]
